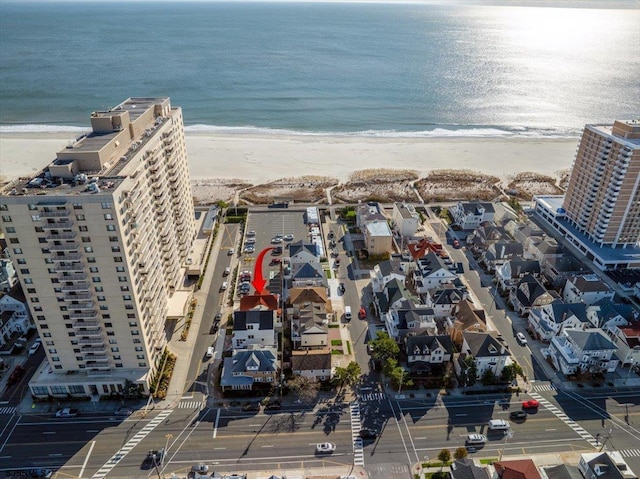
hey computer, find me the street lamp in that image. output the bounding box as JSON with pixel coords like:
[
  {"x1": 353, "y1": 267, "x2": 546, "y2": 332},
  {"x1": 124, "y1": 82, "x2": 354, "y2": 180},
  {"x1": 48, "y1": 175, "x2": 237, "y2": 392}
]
[
  {"x1": 163, "y1": 433, "x2": 173, "y2": 464},
  {"x1": 498, "y1": 430, "x2": 513, "y2": 461}
]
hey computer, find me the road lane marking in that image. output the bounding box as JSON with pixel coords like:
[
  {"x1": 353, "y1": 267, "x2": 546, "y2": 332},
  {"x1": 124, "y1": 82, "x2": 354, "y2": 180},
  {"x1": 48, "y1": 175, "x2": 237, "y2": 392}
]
[
  {"x1": 49, "y1": 453, "x2": 62, "y2": 456},
  {"x1": 415, "y1": 437, "x2": 426, "y2": 440},
  {"x1": 545, "y1": 429, "x2": 557, "y2": 431},
  {"x1": 43, "y1": 432, "x2": 56, "y2": 434},
  {"x1": 455, "y1": 414, "x2": 467, "y2": 417},
  {"x1": 213, "y1": 408, "x2": 221, "y2": 439},
  {"x1": 261, "y1": 445, "x2": 274, "y2": 448},
  {"x1": 79, "y1": 440, "x2": 95, "y2": 479},
  {"x1": 213, "y1": 447, "x2": 226, "y2": 450}
]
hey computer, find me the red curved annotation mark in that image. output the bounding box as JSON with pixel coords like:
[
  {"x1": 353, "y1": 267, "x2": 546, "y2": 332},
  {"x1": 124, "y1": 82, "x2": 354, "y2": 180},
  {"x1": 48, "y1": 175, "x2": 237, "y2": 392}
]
[{"x1": 252, "y1": 247, "x2": 274, "y2": 295}]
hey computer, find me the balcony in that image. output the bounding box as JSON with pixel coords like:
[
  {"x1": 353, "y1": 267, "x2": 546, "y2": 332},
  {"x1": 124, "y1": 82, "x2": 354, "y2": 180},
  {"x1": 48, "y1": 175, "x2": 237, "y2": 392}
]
[
  {"x1": 51, "y1": 253, "x2": 83, "y2": 262},
  {"x1": 41, "y1": 221, "x2": 73, "y2": 229},
  {"x1": 77, "y1": 327, "x2": 103, "y2": 337},
  {"x1": 83, "y1": 354, "x2": 109, "y2": 362},
  {"x1": 49, "y1": 242, "x2": 79, "y2": 252},
  {"x1": 72, "y1": 319, "x2": 99, "y2": 328},
  {"x1": 40, "y1": 210, "x2": 70, "y2": 218},
  {"x1": 81, "y1": 345, "x2": 106, "y2": 353},
  {"x1": 64, "y1": 292, "x2": 92, "y2": 301},
  {"x1": 70, "y1": 301, "x2": 95, "y2": 310},
  {"x1": 79, "y1": 337, "x2": 104, "y2": 345},
  {"x1": 58, "y1": 273, "x2": 87, "y2": 282},
  {"x1": 46, "y1": 233, "x2": 76, "y2": 241},
  {"x1": 61, "y1": 282, "x2": 90, "y2": 292},
  {"x1": 55, "y1": 263, "x2": 84, "y2": 272},
  {"x1": 69, "y1": 311, "x2": 98, "y2": 320}
]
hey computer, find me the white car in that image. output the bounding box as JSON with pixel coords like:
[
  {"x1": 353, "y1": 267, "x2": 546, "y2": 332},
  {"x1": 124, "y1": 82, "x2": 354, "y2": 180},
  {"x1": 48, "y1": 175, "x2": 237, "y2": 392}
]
[
  {"x1": 516, "y1": 332, "x2": 528, "y2": 345},
  {"x1": 206, "y1": 346, "x2": 214, "y2": 358},
  {"x1": 466, "y1": 433, "x2": 487, "y2": 444},
  {"x1": 316, "y1": 442, "x2": 336, "y2": 453},
  {"x1": 29, "y1": 342, "x2": 41, "y2": 355},
  {"x1": 55, "y1": 408, "x2": 79, "y2": 418}
]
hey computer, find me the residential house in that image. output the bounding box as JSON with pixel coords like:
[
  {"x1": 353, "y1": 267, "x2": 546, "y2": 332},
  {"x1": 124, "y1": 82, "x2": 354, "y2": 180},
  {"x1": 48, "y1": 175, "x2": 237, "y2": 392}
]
[
  {"x1": 528, "y1": 300, "x2": 589, "y2": 342},
  {"x1": 239, "y1": 294, "x2": 281, "y2": 329},
  {"x1": 289, "y1": 241, "x2": 320, "y2": 263},
  {"x1": 406, "y1": 237, "x2": 446, "y2": 261},
  {"x1": 363, "y1": 220, "x2": 393, "y2": 255},
  {"x1": 529, "y1": 237, "x2": 563, "y2": 265},
  {"x1": 232, "y1": 309, "x2": 277, "y2": 349},
  {"x1": 405, "y1": 334, "x2": 454, "y2": 374},
  {"x1": 542, "y1": 255, "x2": 589, "y2": 290},
  {"x1": 587, "y1": 298, "x2": 637, "y2": 330},
  {"x1": 507, "y1": 222, "x2": 544, "y2": 250},
  {"x1": 0, "y1": 258, "x2": 17, "y2": 293},
  {"x1": 289, "y1": 262, "x2": 327, "y2": 289},
  {"x1": 578, "y1": 452, "x2": 637, "y2": 479},
  {"x1": 563, "y1": 275, "x2": 615, "y2": 306},
  {"x1": 509, "y1": 274, "x2": 558, "y2": 317},
  {"x1": 452, "y1": 201, "x2": 496, "y2": 230},
  {"x1": 412, "y1": 252, "x2": 457, "y2": 294},
  {"x1": 548, "y1": 328, "x2": 619, "y2": 375},
  {"x1": 604, "y1": 322, "x2": 640, "y2": 367},
  {"x1": 451, "y1": 459, "x2": 491, "y2": 479},
  {"x1": 430, "y1": 286, "x2": 467, "y2": 318},
  {"x1": 493, "y1": 459, "x2": 543, "y2": 479},
  {"x1": 0, "y1": 294, "x2": 33, "y2": 347},
  {"x1": 385, "y1": 299, "x2": 436, "y2": 342},
  {"x1": 356, "y1": 202, "x2": 387, "y2": 229},
  {"x1": 290, "y1": 301, "x2": 329, "y2": 350},
  {"x1": 392, "y1": 202, "x2": 420, "y2": 237},
  {"x1": 495, "y1": 259, "x2": 541, "y2": 292},
  {"x1": 291, "y1": 350, "x2": 332, "y2": 382},
  {"x1": 374, "y1": 278, "x2": 417, "y2": 316},
  {"x1": 481, "y1": 240, "x2": 524, "y2": 272},
  {"x1": 457, "y1": 331, "x2": 511, "y2": 381},
  {"x1": 370, "y1": 255, "x2": 411, "y2": 293},
  {"x1": 220, "y1": 346, "x2": 278, "y2": 391},
  {"x1": 543, "y1": 464, "x2": 584, "y2": 479},
  {"x1": 468, "y1": 222, "x2": 509, "y2": 253},
  {"x1": 447, "y1": 299, "x2": 487, "y2": 346}
]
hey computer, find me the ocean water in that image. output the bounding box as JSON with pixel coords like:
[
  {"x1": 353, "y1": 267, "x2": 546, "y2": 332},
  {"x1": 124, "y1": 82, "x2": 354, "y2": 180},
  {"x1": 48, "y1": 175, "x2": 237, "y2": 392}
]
[{"x1": 0, "y1": 0, "x2": 639, "y2": 137}]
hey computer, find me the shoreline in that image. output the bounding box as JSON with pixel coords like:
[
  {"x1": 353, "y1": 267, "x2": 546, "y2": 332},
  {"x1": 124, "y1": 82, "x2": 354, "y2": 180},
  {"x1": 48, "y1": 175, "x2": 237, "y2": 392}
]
[{"x1": 0, "y1": 132, "x2": 578, "y2": 185}]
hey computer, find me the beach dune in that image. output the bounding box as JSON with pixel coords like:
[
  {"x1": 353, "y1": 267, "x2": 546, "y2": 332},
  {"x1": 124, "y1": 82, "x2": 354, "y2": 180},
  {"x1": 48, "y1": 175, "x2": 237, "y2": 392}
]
[{"x1": 0, "y1": 132, "x2": 577, "y2": 185}]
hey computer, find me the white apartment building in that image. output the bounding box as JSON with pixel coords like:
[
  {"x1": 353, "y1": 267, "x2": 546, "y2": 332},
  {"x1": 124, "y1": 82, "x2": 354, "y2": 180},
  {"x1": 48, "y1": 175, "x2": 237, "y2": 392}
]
[{"x1": 0, "y1": 98, "x2": 196, "y2": 398}]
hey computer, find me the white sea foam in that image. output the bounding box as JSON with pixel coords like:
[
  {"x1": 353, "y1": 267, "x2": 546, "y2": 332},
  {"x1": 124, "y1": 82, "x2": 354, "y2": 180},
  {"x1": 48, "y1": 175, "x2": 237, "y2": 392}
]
[{"x1": 0, "y1": 124, "x2": 89, "y2": 134}]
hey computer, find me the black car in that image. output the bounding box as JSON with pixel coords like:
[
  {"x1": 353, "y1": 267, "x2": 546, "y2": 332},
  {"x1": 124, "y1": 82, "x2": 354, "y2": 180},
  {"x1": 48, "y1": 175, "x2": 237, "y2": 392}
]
[
  {"x1": 338, "y1": 283, "x2": 346, "y2": 294},
  {"x1": 146, "y1": 449, "x2": 164, "y2": 465},
  {"x1": 509, "y1": 410, "x2": 527, "y2": 420},
  {"x1": 242, "y1": 402, "x2": 260, "y2": 411},
  {"x1": 265, "y1": 401, "x2": 282, "y2": 410},
  {"x1": 272, "y1": 246, "x2": 283, "y2": 255},
  {"x1": 359, "y1": 428, "x2": 377, "y2": 439}
]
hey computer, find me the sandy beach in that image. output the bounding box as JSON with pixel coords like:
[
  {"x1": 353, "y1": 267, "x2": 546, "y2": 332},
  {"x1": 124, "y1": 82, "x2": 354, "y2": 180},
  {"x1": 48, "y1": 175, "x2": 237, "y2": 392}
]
[{"x1": 0, "y1": 132, "x2": 577, "y2": 186}]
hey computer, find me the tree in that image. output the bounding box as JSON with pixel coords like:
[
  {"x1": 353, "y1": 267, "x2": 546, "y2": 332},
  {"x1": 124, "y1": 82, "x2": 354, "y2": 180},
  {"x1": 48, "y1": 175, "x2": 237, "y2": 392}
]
[
  {"x1": 437, "y1": 448, "x2": 451, "y2": 468},
  {"x1": 501, "y1": 363, "x2": 523, "y2": 383},
  {"x1": 369, "y1": 332, "x2": 399, "y2": 364},
  {"x1": 481, "y1": 369, "x2": 496, "y2": 386},
  {"x1": 333, "y1": 361, "x2": 361, "y2": 388},
  {"x1": 461, "y1": 356, "x2": 477, "y2": 387},
  {"x1": 383, "y1": 358, "x2": 413, "y2": 391},
  {"x1": 453, "y1": 446, "x2": 468, "y2": 460},
  {"x1": 287, "y1": 375, "x2": 319, "y2": 403}
]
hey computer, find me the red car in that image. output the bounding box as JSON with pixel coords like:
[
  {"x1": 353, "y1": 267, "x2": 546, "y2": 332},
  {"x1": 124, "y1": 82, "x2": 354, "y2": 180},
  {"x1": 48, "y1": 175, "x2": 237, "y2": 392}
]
[
  {"x1": 522, "y1": 399, "x2": 539, "y2": 409},
  {"x1": 358, "y1": 307, "x2": 366, "y2": 320}
]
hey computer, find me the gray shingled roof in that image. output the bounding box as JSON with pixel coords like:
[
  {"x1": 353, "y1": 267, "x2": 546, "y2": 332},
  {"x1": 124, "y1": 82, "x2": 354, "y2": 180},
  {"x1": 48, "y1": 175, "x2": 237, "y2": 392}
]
[
  {"x1": 289, "y1": 240, "x2": 319, "y2": 259},
  {"x1": 463, "y1": 331, "x2": 510, "y2": 358},
  {"x1": 233, "y1": 310, "x2": 274, "y2": 332},
  {"x1": 451, "y1": 458, "x2": 491, "y2": 479},
  {"x1": 406, "y1": 335, "x2": 453, "y2": 356},
  {"x1": 565, "y1": 329, "x2": 617, "y2": 352},
  {"x1": 550, "y1": 301, "x2": 588, "y2": 324}
]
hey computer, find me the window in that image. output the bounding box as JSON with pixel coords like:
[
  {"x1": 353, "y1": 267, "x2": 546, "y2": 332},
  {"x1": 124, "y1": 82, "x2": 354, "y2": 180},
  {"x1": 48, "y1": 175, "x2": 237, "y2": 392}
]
[
  {"x1": 51, "y1": 356, "x2": 60, "y2": 362},
  {"x1": 54, "y1": 365, "x2": 63, "y2": 370},
  {"x1": 106, "y1": 331, "x2": 115, "y2": 336},
  {"x1": 109, "y1": 236, "x2": 118, "y2": 242},
  {"x1": 101, "y1": 202, "x2": 112, "y2": 209},
  {"x1": 102, "y1": 314, "x2": 110, "y2": 319},
  {"x1": 116, "y1": 266, "x2": 125, "y2": 272},
  {"x1": 106, "y1": 225, "x2": 116, "y2": 231},
  {"x1": 82, "y1": 236, "x2": 91, "y2": 242},
  {"x1": 73, "y1": 349, "x2": 80, "y2": 353},
  {"x1": 248, "y1": 335, "x2": 254, "y2": 339},
  {"x1": 37, "y1": 315, "x2": 45, "y2": 321},
  {"x1": 34, "y1": 306, "x2": 42, "y2": 312},
  {"x1": 89, "y1": 267, "x2": 99, "y2": 273},
  {"x1": 109, "y1": 339, "x2": 117, "y2": 344},
  {"x1": 32, "y1": 386, "x2": 48, "y2": 395},
  {"x1": 115, "y1": 363, "x2": 123, "y2": 368},
  {"x1": 69, "y1": 385, "x2": 84, "y2": 394},
  {"x1": 87, "y1": 256, "x2": 96, "y2": 263},
  {"x1": 118, "y1": 276, "x2": 127, "y2": 282},
  {"x1": 111, "y1": 246, "x2": 121, "y2": 253},
  {"x1": 114, "y1": 256, "x2": 122, "y2": 262},
  {"x1": 48, "y1": 348, "x2": 57, "y2": 354},
  {"x1": 76, "y1": 215, "x2": 86, "y2": 221},
  {"x1": 125, "y1": 304, "x2": 134, "y2": 310},
  {"x1": 9, "y1": 238, "x2": 19, "y2": 244},
  {"x1": 95, "y1": 286, "x2": 103, "y2": 292},
  {"x1": 138, "y1": 362, "x2": 146, "y2": 367},
  {"x1": 135, "y1": 346, "x2": 143, "y2": 352},
  {"x1": 111, "y1": 347, "x2": 119, "y2": 352},
  {"x1": 50, "y1": 386, "x2": 66, "y2": 394},
  {"x1": 35, "y1": 227, "x2": 43, "y2": 233},
  {"x1": 31, "y1": 215, "x2": 40, "y2": 222},
  {"x1": 104, "y1": 322, "x2": 113, "y2": 328},
  {"x1": 70, "y1": 340, "x2": 78, "y2": 345},
  {"x1": 79, "y1": 225, "x2": 88, "y2": 232},
  {"x1": 100, "y1": 305, "x2": 109, "y2": 311},
  {"x1": 121, "y1": 285, "x2": 130, "y2": 291},
  {"x1": 27, "y1": 288, "x2": 36, "y2": 294},
  {"x1": 132, "y1": 338, "x2": 141, "y2": 344},
  {"x1": 17, "y1": 258, "x2": 26, "y2": 265},
  {"x1": 20, "y1": 268, "x2": 30, "y2": 274},
  {"x1": 5, "y1": 226, "x2": 15, "y2": 233},
  {"x1": 92, "y1": 276, "x2": 101, "y2": 283},
  {"x1": 43, "y1": 333, "x2": 51, "y2": 337},
  {"x1": 2, "y1": 216, "x2": 12, "y2": 222},
  {"x1": 13, "y1": 248, "x2": 22, "y2": 254},
  {"x1": 131, "y1": 330, "x2": 139, "y2": 336},
  {"x1": 104, "y1": 214, "x2": 113, "y2": 220},
  {"x1": 0, "y1": 204, "x2": 7, "y2": 211},
  {"x1": 129, "y1": 321, "x2": 137, "y2": 327},
  {"x1": 39, "y1": 237, "x2": 47, "y2": 244},
  {"x1": 113, "y1": 355, "x2": 121, "y2": 360},
  {"x1": 137, "y1": 354, "x2": 144, "y2": 359},
  {"x1": 127, "y1": 313, "x2": 136, "y2": 319},
  {"x1": 84, "y1": 246, "x2": 93, "y2": 253},
  {"x1": 123, "y1": 295, "x2": 132, "y2": 301},
  {"x1": 73, "y1": 203, "x2": 82, "y2": 210},
  {"x1": 97, "y1": 296, "x2": 106, "y2": 301}
]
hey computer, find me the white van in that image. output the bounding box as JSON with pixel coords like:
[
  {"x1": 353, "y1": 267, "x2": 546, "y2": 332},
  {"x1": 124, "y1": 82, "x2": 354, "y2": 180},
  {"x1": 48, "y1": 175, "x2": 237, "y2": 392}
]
[
  {"x1": 220, "y1": 281, "x2": 228, "y2": 291},
  {"x1": 488, "y1": 419, "x2": 511, "y2": 430},
  {"x1": 466, "y1": 434, "x2": 487, "y2": 444},
  {"x1": 344, "y1": 306, "x2": 352, "y2": 320}
]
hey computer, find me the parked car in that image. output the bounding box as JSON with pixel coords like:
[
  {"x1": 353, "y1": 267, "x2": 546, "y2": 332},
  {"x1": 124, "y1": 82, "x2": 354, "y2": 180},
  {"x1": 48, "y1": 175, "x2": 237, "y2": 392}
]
[
  {"x1": 284, "y1": 234, "x2": 294, "y2": 241},
  {"x1": 191, "y1": 463, "x2": 209, "y2": 474},
  {"x1": 316, "y1": 442, "x2": 336, "y2": 453},
  {"x1": 270, "y1": 258, "x2": 282, "y2": 265},
  {"x1": 509, "y1": 410, "x2": 527, "y2": 420},
  {"x1": 242, "y1": 402, "x2": 260, "y2": 412},
  {"x1": 55, "y1": 408, "x2": 79, "y2": 418},
  {"x1": 359, "y1": 428, "x2": 377, "y2": 439},
  {"x1": 272, "y1": 246, "x2": 283, "y2": 255},
  {"x1": 7, "y1": 365, "x2": 25, "y2": 387},
  {"x1": 206, "y1": 346, "x2": 215, "y2": 358},
  {"x1": 246, "y1": 230, "x2": 256, "y2": 237},
  {"x1": 265, "y1": 401, "x2": 282, "y2": 410},
  {"x1": 338, "y1": 283, "x2": 346, "y2": 294},
  {"x1": 245, "y1": 237, "x2": 256, "y2": 244},
  {"x1": 227, "y1": 248, "x2": 234, "y2": 256},
  {"x1": 358, "y1": 307, "x2": 367, "y2": 320},
  {"x1": 522, "y1": 399, "x2": 539, "y2": 409},
  {"x1": 488, "y1": 419, "x2": 510, "y2": 431},
  {"x1": 115, "y1": 407, "x2": 134, "y2": 416},
  {"x1": 220, "y1": 281, "x2": 228, "y2": 291},
  {"x1": 223, "y1": 267, "x2": 230, "y2": 276},
  {"x1": 244, "y1": 246, "x2": 255, "y2": 254},
  {"x1": 516, "y1": 332, "x2": 528, "y2": 345},
  {"x1": 29, "y1": 343, "x2": 41, "y2": 356},
  {"x1": 271, "y1": 237, "x2": 283, "y2": 244}
]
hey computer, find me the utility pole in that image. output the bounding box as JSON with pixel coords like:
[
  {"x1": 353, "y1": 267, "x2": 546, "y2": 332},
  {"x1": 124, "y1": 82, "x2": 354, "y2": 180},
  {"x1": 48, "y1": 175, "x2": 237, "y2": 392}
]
[{"x1": 499, "y1": 430, "x2": 514, "y2": 461}]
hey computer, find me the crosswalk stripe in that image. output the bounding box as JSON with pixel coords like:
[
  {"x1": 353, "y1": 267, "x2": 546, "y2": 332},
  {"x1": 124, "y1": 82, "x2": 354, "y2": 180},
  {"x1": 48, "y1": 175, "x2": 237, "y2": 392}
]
[
  {"x1": 620, "y1": 449, "x2": 640, "y2": 457},
  {"x1": 91, "y1": 409, "x2": 172, "y2": 479},
  {"x1": 0, "y1": 406, "x2": 16, "y2": 415},
  {"x1": 350, "y1": 402, "x2": 365, "y2": 466},
  {"x1": 177, "y1": 399, "x2": 205, "y2": 409},
  {"x1": 528, "y1": 392, "x2": 597, "y2": 446}
]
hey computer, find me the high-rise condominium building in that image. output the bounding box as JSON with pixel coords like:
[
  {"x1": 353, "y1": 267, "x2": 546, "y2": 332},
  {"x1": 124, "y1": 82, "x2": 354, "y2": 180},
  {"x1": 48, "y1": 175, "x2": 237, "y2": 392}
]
[
  {"x1": 562, "y1": 120, "x2": 640, "y2": 248},
  {"x1": 0, "y1": 98, "x2": 196, "y2": 397}
]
